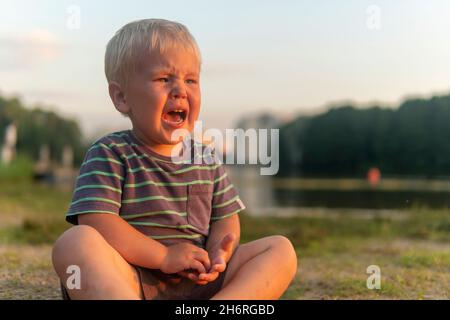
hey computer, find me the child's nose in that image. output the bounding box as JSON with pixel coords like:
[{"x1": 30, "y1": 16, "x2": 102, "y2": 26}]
[
  {"x1": 171, "y1": 90, "x2": 187, "y2": 99},
  {"x1": 170, "y1": 82, "x2": 187, "y2": 99}
]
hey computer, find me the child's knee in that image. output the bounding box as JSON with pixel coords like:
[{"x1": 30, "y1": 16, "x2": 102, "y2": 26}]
[
  {"x1": 52, "y1": 225, "x2": 104, "y2": 271},
  {"x1": 269, "y1": 236, "x2": 297, "y2": 274},
  {"x1": 268, "y1": 235, "x2": 294, "y2": 251}
]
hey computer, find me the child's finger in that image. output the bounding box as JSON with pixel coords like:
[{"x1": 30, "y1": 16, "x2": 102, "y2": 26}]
[
  {"x1": 189, "y1": 260, "x2": 207, "y2": 274},
  {"x1": 187, "y1": 272, "x2": 199, "y2": 281},
  {"x1": 211, "y1": 263, "x2": 226, "y2": 273},
  {"x1": 178, "y1": 270, "x2": 196, "y2": 279},
  {"x1": 199, "y1": 271, "x2": 219, "y2": 282},
  {"x1": 178, "y1": 271, "x2": 200, "y2": 280},
  {"x1": 187, "y1": 273, "x2": 209, "y2": 285},
  {"x1": 211, "y1": 256, "x2": 225, "y2": 269},
  {"x1": 175, "y1": 271, "x2": 209, "y2": 285},
  {"x1": 193, "y1": 250, "x2": 211, "y2": 271}
]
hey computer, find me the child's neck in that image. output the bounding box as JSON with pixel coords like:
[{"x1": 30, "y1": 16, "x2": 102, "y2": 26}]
[{"x1": 131, "y1": 128, "x2": 179, "y2": 158}]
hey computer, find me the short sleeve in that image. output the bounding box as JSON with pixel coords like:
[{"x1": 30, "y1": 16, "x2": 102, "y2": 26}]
[
  {"x1": 66, "y1": 142, "x2": 125, "y2": 225},
  {"x1": 211, "y1": 163, "x2": 246, "y2": 222}
]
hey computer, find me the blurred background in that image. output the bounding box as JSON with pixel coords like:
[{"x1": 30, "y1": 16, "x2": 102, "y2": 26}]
[{"x1": 0, "y1": 0, "x2": 449, "y2": 299}]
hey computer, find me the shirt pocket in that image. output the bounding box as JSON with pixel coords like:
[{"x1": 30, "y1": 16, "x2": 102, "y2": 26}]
[{"x1": 186, "y1": 184, "x2": 213, "y2": 235}]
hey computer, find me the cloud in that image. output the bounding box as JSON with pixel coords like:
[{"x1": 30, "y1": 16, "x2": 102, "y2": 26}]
[{"x1": 0, "y1": 29, "x2": 63, "y2": 70}]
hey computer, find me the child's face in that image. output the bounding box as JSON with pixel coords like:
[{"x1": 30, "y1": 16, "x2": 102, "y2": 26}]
[{"x1": 124, "y1": 47, "x2": 201, "y2": 153}]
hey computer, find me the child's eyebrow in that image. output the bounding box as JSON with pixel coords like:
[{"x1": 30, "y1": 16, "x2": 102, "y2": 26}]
[{"x1": 150, "y1": 69, "x2": 199, "y2": 77}]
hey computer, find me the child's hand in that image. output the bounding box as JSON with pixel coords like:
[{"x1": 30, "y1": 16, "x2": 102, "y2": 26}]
[
  {"x1": 160, "y1": 242, "x2": 211, "y2": 275},
  {"x1": 180, "y1": 233, "x2": 236, "y2": 285}
]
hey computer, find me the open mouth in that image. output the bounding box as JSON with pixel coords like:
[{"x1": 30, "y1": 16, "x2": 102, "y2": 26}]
[{"x1": 162, "y1": 109, "x2": 188, "y2": 127}]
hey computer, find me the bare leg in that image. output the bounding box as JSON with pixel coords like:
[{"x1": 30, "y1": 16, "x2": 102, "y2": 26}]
[
  {"x1": 211, "y1": 235, "x2": 297, "y2": 300},
  {"x1": 52, "y1": 225, "x2": 142, "y2": 300}
]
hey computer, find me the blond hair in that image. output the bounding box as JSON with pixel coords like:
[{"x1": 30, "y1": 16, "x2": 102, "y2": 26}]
[{"x1": 105, "y1": 19, "x2": 201, "y2": 87}]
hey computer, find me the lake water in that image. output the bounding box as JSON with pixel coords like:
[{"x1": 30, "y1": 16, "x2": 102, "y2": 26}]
[{"x1": 227, "y1": 166, "x2": 450, "y2": 214}]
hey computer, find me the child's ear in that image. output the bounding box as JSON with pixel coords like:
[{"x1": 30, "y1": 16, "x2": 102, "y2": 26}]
[{"x1": 108, "y1": 81, "x2": 130, "y2": 114}]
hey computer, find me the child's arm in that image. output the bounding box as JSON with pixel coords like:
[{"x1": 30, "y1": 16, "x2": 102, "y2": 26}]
[
  {"x1": 206, "y1": 213, "x2": 240, "y2": 257},
  {"x1": 78, "y1": 213, "x2": 210, "y2": 274}
]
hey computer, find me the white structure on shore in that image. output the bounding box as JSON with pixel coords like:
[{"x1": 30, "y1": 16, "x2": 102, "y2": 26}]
[{"x1": 1, "y1": 123, "x2": 17, "y2": 165}]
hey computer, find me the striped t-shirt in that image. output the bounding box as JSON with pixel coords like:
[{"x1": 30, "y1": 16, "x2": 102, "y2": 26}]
[{"x1": 66, "y1": 130, "x2": 246, "y2": 249}]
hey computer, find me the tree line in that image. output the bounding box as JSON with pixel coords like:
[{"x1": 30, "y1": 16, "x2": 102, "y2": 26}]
[
  {"x1": 0, "y1": 95, "x2": 87, "y2": 166},
  {"x1": 278, "y1": 94, "x2": 450, "y2": 178},
  {"x1": 4, "y1": 91, "x2": 450, "y2": 177}
]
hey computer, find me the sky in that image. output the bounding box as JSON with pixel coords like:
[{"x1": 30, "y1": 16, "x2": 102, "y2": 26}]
[{"x1": 1, "y1": 0, "x2": 450, "y2": 140}]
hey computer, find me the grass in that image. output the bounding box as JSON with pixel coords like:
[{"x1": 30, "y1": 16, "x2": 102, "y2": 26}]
[
  {"x1": 0, "y1": 180, "x2": 449, "y2": 299},
  {"x1": 0, "y1": 155, "x2": 34, "y2": 181}
]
